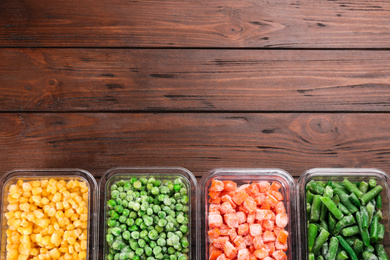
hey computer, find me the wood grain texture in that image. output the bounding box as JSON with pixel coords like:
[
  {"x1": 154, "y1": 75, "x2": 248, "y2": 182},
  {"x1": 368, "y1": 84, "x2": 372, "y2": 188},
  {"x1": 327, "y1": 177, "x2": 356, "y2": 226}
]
[
  {"x1": 1, "y1": 113, "x2": 390, "y2": 178},
  {"x1": 1, "y1": 0, "x2": 390, "y2": 47},
  {"x1": 2, "y1": 48, "x2": 390, "y2": 112}
]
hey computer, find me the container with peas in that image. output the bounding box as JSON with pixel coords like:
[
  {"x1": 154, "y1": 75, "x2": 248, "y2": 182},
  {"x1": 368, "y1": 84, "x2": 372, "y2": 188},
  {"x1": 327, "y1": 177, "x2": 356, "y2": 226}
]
[{"x1": 99, "y1": 167, "x2": 198, "y2": 260}]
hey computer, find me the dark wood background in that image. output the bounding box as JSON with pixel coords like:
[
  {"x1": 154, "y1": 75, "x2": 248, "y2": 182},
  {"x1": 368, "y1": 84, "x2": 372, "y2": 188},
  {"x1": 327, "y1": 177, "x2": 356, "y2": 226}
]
[{"x1": 1, "y1": 0, "x2": 390, "y2": 180}]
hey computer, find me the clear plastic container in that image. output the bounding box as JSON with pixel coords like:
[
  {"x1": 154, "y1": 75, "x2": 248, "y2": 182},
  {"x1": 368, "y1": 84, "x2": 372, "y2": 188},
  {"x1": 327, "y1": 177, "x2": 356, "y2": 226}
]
[
  {"x1": 99, "y1": 167, "x2": 198, "y2": 260},
  {"x1": 0, "y1": 169, "x2": 98, "y2": 260},
  {"x1": 199, "y1": 168, "x2": 296, "y2": 260},
  {"x1": 297, "y1": 168, "x2": 390, "y2": 260}
]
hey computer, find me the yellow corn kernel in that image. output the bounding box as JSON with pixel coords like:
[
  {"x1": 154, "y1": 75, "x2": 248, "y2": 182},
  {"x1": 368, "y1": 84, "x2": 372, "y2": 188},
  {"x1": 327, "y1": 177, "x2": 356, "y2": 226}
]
[
  {"x1": 80, "y1": 240, "x2": 87, "y2": 251},
  {"x1": 74, "y1": 242, "x2": 81, "y2": 252},
  {"x1": 62, "y1": 200, "x2": 70, "y2": 210},
  {"x1": 20, "y1": 219, "x2": 29, "y2": 228},
  {"x1": 41, "y1": 197, "x2": 49, "y2": 205},
  {"x1": 68, "y1": 245, "x2": 74, "y2": 254},
  {"x1": 34, "y1": 209, "x2": 44, "y2": 219},
  {"x1": 22, "y1": 182, "x2": 32, "y2": 192},
  {"x1": 42, "y1": 235, "x2": 50, "y2": 246},
  {"x1": 50, "y1": 232, "x2": 59, "y2": 245},
  {"x1": 31, "y1": 181, "x2": 40, "y2": 188},
  {"x1": 55, "y1": 202, "x2": 64, "y2": 210},
  {"x1": 5, "y1": 211, "x2": 15, "y2": 219},
  {"x1": 79, "y1": 214, "x2": 88, "y2": 222},
  {"x1": 30, "y1": 204, "x2": 38, "y2": 211},
  {"x1": 17, "y1": 254, "x2": 29, "y2": 260},
  {"x1": 31, "y1": 196, "x2": 41, "y2": 203},
  {"x1": 49, "y1": 179, "x2": 57, "y2": 186},
  {"x1": 67, "y1": 237, "x2": 76, "y2": 245},
  {"x1": 35, "y1": 233, "x2": 43, "y2": 243},
  {"x1": 41, "y1": 180, "x2": 48, "y2": 188},
  {"x1": 36, "y1": 218, "x2": 50, "y2": 228},
  {"x1": 48, "y1": 208, "x2": 56, "y2": 217},
  {"x1": 31, "y1": 248, "x2": 39, "y2": 256},
  {"x1": 82, "y1": 193, "x2": 88, "y2": 201},
  {"x1": 73, "y1": 220, "x2": 81, "y2": 228},
  {"x1": 55, "y1": 211, "x2": 64, "y2": 219},
  {"x1": 49, "y1": 248, "x2": 60, "y2": 259},
  {"x1": 23, "y1": 191, "x2": 31, "y2": 198},
  {"x1": 40, "y1": 248, "x2": 48, "y2": 254},
  {"x1": 79, "y1": 230, "x2": 87, "y2": 241},
  {"x1": 7, "y1": 203, "x2": 19, "y2": 212},
  {"x1": 64, "y1": 252, "x2": 72, "y2": 260},
  {"x1": 64, "y1": 209, "x2": 74, "y2": 218},
  {"x1": 48, "y1": 225, "x2": 54, "y2": 235},
  {"x1": 31, "y1": 188, "x2": 42, "y2": 196},
  {"x1": 20, "y1": 203, "x2": 30, "y2": 212},
  {"x1": 78, "y1": 250, "x2": 86, "y2": 259},
  {"x1": 70, "y1": 214, "x2": 79, "y2": 221}
]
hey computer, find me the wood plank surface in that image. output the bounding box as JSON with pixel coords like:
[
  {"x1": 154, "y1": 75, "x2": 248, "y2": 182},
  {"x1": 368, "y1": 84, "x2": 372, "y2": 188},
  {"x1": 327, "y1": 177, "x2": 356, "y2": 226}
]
[
  {"x1": 1, "y1": 113, "x2": 390, "y2": 178},
  {"x1": 2, "y1": 48, "x2": 390, "y2": 112},
  {"x1": 1, "y1": 0, "x2": 390, "y2": 47}
]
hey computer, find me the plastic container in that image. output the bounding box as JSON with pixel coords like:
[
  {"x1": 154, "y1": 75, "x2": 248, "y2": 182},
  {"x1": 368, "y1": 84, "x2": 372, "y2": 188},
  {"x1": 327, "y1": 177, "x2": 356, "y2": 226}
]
[
  {"x1": 99, "y1": 167, "x2": 198, "y2": 260},
  {"x1": 297, "y1": 168, "x2": 390, "y2": 260},
  {"x1": 199, "y1": 168, "x2": 296, "y2": 260},
  {"x1": 0, "y1": 169, "x2": 98, "y2": 260}
]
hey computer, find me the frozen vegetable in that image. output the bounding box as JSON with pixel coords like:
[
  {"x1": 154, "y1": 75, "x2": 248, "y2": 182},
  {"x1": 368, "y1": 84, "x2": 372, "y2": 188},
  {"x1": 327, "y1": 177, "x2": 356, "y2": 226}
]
[
  {"x1": 5, "y1": 178, "x2": 89, "y2": 260},
  {"x1": 306, "y1": 179, "x2": 389, "y2": 260},
  {"x1": 207, "y1": 180, "x2": 289, "y2": 260},
  {"x1": 105, "y1": 177, "x2": 190, "y2": 260}
]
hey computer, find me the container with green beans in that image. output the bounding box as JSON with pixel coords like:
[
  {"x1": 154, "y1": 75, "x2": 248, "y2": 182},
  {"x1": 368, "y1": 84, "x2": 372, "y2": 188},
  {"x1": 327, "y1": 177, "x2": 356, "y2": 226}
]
[
  {"x1": 298, "y1": 168, "x2": 390, "y2": 260},
  {"x1": 99, "y1": 167, "x2": 198, "y2": 260}
]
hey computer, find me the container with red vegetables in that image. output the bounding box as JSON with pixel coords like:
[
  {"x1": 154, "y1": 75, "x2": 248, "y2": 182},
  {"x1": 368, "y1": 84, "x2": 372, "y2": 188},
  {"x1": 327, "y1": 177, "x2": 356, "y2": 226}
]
[{"x1": 200, "y1": 168, "x2": 296, "y2": 260}]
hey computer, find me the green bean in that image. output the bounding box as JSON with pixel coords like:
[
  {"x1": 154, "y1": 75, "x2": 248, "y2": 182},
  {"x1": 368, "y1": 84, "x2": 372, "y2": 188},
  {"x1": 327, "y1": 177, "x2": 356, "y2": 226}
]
[
  {"x1": 376, "y1": 195, "x2": 382, "y2": 210},
  {"x1": 308, "y1": 223, "x2": 318, "y2": 252},
  {"x1": 338, "y1": 203, "x2": 350, "y2": 215},
  {"x1": 327, "y1": 236, "x2": 339, "y2": 260},
  {"x1": 309, "y1": 253, "x2": 315, "y2": 260},
  {"x1": 307, "y1": 203, "x2": 312, "y2": 219},
  {"x1": 359, "y1": 210, "x2": 368, "y2": 228},
  {"x1": 332, "y1": 195, "x2": 340, "y2": 206},
  {"x1": 353, "y1": 239, "x2": 363, "y2": 258},
  {"x1": 377, "y1": 223, "x2": 385, "y2": 243},
  {"x1": 343, "y1": 179, "x2": 364, "y2": 198},
  {"x1": 320, "y1": 220, "x2": 328, "y2": 232},
  {"x1": 336, "y1": 250, "x2": 349, "y2": 260},
  {"x1": 317, "y1": 256, "x2": 324, "y2": 260},
  {"x1": 349, "y1": 193, "x2": 361, "y2": 207},
  {"x1": 359, "y1": 181, "x2": 369, "y2": 194},
  {"x1": 356, "y1": 211, "x2": 371, "y2": 246},
  {"x1": 307, "y1": 190, "x2": 315, "y2": 204},
  {"x1": 366, "y1": 245, "x2": 375, "y2": 253},
  {"x1": 312, "y1": 228, "x2": 330, "y2": 255},
  {"x1": 367, "y1": 202, "x2": 375, "y2": 225},
  {"x1": 341, "y1": 225, "x2": 360, "y2": 237},
  {"x1": 375, "y1": 209, "x2": 383, "y2": 221},
  {"x1": 369, "y1": 179, "x2": 377, "y2": 189},
  {"x1": 329, "y1": 213, "x2": 336, "y2": 234},
  {"x1": 361, "y1": 185, "x2": 383, "y2": 205},
  {"x1": 344, "y1": 236, "x2": 357, "y2": 246},
  {"x1": 308, "y1": 180, "x2": 325, "y2": 195},
  {"x1": 370, "y1": 215, "x2": 379, "y2": 244},
  {"x1": 336, "y1": 235, "x2": 358, "y2": 260},
  {"x1": 311, "y1": 195, "x2": 322, "y2": 222},
  {"x1": 320, "y1": 202, "x2": 328, "y2": 221},
  {"x1": 363, "y1": 251, "x2": 379, "y2": 260},
  {"x1": 376, "y1": 244, "x2": 389, "y2": 260},
  {"x1": 334, "y1": 188, "x2": 358, "y2": 213},
  {"x1": 324, "y1": 186, "x2": 334, "y2": 198},
  {"x1": 321, "y1": 241, "x2": 329, "y2": 258},
  {"x1": 320, "y1": 197, "x2": 343, "y2": 220},
  {"x1": 334, "y1": 215, "x2": 355, "y2": 235}
]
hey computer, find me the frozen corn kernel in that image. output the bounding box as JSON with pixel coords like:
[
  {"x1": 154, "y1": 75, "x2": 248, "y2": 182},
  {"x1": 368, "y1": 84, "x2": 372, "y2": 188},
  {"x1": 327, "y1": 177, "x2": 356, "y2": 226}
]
[{"x1": 5, "y1": 179, "x2": 89, "y2": 260}]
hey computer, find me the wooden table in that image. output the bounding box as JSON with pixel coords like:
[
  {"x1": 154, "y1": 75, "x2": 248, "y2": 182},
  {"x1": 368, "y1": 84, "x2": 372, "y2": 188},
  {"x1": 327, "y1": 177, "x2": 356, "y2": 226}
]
[{"x1": 1, "y1": 0, "x2": 390, "y2": 182}]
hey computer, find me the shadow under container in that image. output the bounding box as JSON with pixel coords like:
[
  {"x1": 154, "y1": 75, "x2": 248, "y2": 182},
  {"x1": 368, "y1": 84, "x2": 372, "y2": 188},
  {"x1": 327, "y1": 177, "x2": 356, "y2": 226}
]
[
  {"x1": 0, "y1": 169, "x2": 98, "y2": 260},
  {"x1": 99, "y1": 167, "x2": 198, "y2": 260},
  {"x1": 199, "y1": 168, "x2": 297, "y2": 260},
  {"x1": 297, "y1": 168, "x2": 390, "y2": 260}
]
